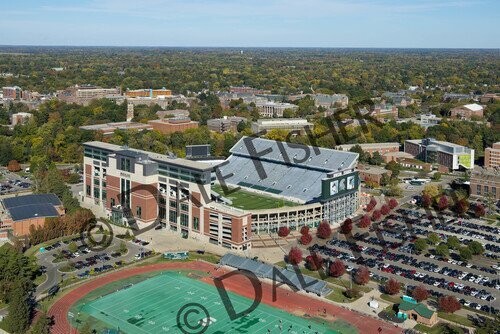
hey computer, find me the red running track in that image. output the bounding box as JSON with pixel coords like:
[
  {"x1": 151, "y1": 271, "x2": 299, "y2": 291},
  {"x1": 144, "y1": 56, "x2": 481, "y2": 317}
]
[{"x1": 48, "y1": 261, "x2": 403, "y2": 334}]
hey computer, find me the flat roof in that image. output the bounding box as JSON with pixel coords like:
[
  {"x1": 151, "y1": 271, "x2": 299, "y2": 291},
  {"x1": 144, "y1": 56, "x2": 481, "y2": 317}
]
[
  {"x1": 3, "y1": 193, "x2": 61, "y2": 209},
  {"x1": 84, "y1": 141, "x2": 212, "y2": 171},
  {"x1": 336, "y1": 142, "x2": 400, "y2": 149},
  {"x1": 2, "y1": 194, "x2": 62, "y2": 221}
]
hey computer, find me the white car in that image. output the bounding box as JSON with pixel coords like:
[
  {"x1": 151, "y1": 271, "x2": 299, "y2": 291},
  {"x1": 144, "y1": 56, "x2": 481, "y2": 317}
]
[
  {"x1": 464, "y1": 301, "x2": 471, "y2": 307},
  {"x1": 476, "y1": 304, "x2": 482, "y2": 310},
  {"x1": 346, "y1": 266, "x2": 353, "y2": 272},
  {"x1": 73, "y1": 252, "x2": 80, "y2": 257}
]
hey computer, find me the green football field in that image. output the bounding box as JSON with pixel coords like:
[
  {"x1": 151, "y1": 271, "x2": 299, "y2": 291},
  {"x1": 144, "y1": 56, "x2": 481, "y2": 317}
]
[
  {"x1": 212, "y1": 184, "x2": 298, "y2": 210},
  {"x1": 74, "y1": 272, "x2": 340, "y2": 334}
]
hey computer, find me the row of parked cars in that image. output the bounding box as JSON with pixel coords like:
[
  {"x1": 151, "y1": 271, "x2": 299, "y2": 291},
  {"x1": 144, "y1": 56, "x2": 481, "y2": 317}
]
[{"x1": 320, "y1": 240, "x2": 499, "y2": 303}]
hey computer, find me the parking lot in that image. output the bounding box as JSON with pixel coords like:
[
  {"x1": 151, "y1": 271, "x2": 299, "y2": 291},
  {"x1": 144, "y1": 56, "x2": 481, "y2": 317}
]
[
  {"x1": 36, "y1": 234, "x2": 149, "y2": 296},
  {"x1": 310, "y1": 206, "x2": 500, "y2": 315},
  {"x1": 0, "y1": 169, "x2": 32, "y2": 195}
]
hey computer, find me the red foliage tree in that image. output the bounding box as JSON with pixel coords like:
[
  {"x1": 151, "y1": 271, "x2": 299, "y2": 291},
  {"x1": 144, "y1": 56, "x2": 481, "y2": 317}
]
[
  {"x1": 412, "y1": 285, "x2": 429, "y2": 302},
  {"x1": 437, "y1": 195, "x2": 449, "y2": 211},
  {"x1": 278, "y1": 226, "x2": 290, "y2": 237},
  {"x1": 288, "y1": 247, "x2": 302, "y2": 265},
  {"x1": 455, "y1": 199, "x2": 469, "y2": 216},
  {"x1": 7, "y1": 160, "x2": 21, "y2": 172},
  {"x1": 358, "y1": 215, "x2": 371, "y2": 228},
  {"x1": 306, "y1": 252, "x2": 323, "y2": 271},
  {"x1": 329, "y1": 259, "x2": 346, "y2": 277},
  {"x1": 421, "y1": 194, "x2": 432, "y2": 208},
  {"x1": 354, "y1": 266, "x2": 370, "y2": 285},
  {"x1": 369, "y1": 197, "x2": 377, "y2": 207},
  {"x1": 438, "y1": 295, "x2": 461, "y2": 313},
  {"x1": 340, "y1": 221, "x2": 353, "y2": 235},
  {"x1": 388, "y1": 198, "x2": 398, "y2": 209},
  {"x1": 371, "y1": 210, "x2": 382, "y2": 221},
  {"x1": 316, "y1": 221, "x2": 332, "y2": 239},
  {"x1": 385, "y1": 278, "x2": 401, "y2": 295},
  {"x1": 300, "y1": 226, "x2": 310, "y2": 235},
  {"x1": 474, "y1": 204, "x2": 486, "y2": 218},
  {"x1": 300, "y1": 233, "x2": 312, "y2": 245},
  {"x1": 380, "y1": 204, "x2": 390, "y2": 215},
  {"x1": 365, "y1": 203, "x2": 375, "y2": 212}
]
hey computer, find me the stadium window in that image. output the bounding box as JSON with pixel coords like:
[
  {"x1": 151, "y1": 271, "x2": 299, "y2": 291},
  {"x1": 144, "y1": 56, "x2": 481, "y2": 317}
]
[
  {"x1": 484, "y1": 186, "x2": 489, "y2": 194},
  {"x1": 169, "y1": 210, "x2": 177, "y2": 223},
  {"x1": 110, "y1": 198, "x2": 115, "y2": 207},
  {"x1": 181, "y1": 203, "x2": 189, "y2": 212},
  {"x1": 170, "y1": 200, "x2": 177, "y2": 208},
  {"x1": 477, "y1": 185, "x2": 481, "y2": 195},
  {"x1": 136, "y1": 206, "x2": 142, "y2": 218},
  {"x1": 86, "y1": 185, "x2": 91, "y2": 196}
]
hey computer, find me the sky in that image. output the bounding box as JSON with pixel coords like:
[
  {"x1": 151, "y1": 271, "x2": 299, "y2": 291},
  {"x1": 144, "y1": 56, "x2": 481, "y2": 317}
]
[{"x1": 0, "y1": 0, "x2": 499, "y2": 48}]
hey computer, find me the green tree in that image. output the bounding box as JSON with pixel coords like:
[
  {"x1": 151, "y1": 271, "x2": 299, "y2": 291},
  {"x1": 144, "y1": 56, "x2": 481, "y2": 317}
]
[
  {"x1": 349, "y1": 145, "x2": 369, "y2": 163},
  {"x1": 446, "y1": 236, "x2": 460, "y2": 250},
  {"x1": 459, "y1": 247, "x2": 473, "y2": 261},
  {"x1": 30, "y1": 313, "x2": 52, "y2": 334},
  {"x1": 119, "y1": 241, "x2": 127, "y2": 254},
  {"x1": 431, "y1": 172, "x2": 442, "y2": 181},
  {"x1": 3, "y1": 283, "x2": 32, "y2": 334},
  {"x1": 68, "y1": 241, "x2": 78, "y2": 253},
  {"x1": 427, "y1": 233, "x2": 440, "y2": 246},
  {"x1": 414, "y1": 238, "x2": 428, "y2": 253},
  {"x1": 435, "y1": 243, "x2": 450, "y2": 257},
  {"x1": 467, "y1": 241, "x2": 484, "y2": 255},
  {"x1": 369, "y1": 151, "x2": 383, "y2": 165}
]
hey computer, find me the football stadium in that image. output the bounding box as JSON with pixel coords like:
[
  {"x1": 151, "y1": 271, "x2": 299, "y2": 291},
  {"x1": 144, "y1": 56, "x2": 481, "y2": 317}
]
[{"x1": 82, "y1": 137, "x2": 360, "y2": 250}]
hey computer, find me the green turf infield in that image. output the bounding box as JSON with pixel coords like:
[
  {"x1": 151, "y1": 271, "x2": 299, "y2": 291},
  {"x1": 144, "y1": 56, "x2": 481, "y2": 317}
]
[
  {"x1": 71, "y1": 271, "x2": 347, "y2": 334},
  {"x1": 212, "y1": 184, "x2": 299, "y2": 210}
]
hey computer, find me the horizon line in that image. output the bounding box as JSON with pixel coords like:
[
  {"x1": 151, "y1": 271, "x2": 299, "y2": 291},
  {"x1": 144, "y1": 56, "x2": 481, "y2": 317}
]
[{"x1": 0, "y1": 45, "x2": 500, "y2": 50}]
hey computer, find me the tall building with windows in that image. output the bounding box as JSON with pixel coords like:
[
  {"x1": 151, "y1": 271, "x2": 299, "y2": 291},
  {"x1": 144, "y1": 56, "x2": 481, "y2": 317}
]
[
  {"x1": 470, "y1": 167, "x2": 499, "y2": 200},
  {"x1": 404, "y1": 138, "x2": 474, "y2": 171},
  {"x1": 484, "y1": 142, "x2": 500, "y2": 169}
]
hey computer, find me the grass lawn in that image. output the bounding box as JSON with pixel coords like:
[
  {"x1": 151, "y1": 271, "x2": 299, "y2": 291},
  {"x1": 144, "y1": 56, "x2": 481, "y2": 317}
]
[
  {"x1": 380, "y1": 293, "x2": 401, "y2": 304},
  {"x1": 34, "y1": 273, "x2": 47, "y2": 286},
  {"x1": 212, "y1": 184, "x2": 298, "y2": 210},
  {"x1": 437, "y1": 311, "x2": 474, "y2": 327},
  {"x1": 325, "y1": 288, "x2": 360, "y2": 303},
  {"x1": 414, "y1": 323, "x2": 466, "y2": 334}
]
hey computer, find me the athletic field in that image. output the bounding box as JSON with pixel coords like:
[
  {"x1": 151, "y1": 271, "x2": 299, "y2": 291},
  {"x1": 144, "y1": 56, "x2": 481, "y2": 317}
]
[
  {"x1": 212, "y1": 184, "x2": 298, "y2": 210},
  {"x1": 74, "y1": 271, "x2": 338, "y2": 334}
]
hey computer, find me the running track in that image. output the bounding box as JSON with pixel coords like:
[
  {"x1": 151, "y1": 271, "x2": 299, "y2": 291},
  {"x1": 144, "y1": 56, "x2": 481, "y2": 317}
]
[{"x1": 48, "y1": 261, "x2": 403, "y2": 334}]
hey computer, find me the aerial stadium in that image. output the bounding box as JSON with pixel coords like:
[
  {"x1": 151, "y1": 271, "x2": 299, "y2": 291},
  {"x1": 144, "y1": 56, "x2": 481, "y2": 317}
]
[{"x1": 82, "y1": 136, "x2": 360, "y2": 250}]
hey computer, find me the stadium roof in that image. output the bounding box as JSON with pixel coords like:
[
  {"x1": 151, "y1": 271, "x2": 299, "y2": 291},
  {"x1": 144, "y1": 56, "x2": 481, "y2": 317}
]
[
  {"x1": 230, "y1": 137, "x2": 358, "y2": 172},
  {"x1": 220, "y1": 253, "x2": 331, "y2": 297},
  {"x1": 2, "y1": 194, "x2": 61, "y2": 221},
  {"x1": 219, "y1": 137, "x2": 358, "y2": 202}
]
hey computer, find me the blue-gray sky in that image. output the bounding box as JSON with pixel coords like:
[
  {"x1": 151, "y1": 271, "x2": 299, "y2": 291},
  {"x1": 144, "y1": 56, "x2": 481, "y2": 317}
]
[{"x1": 1, "y1": 0, "x2": 499, "y2": 48}]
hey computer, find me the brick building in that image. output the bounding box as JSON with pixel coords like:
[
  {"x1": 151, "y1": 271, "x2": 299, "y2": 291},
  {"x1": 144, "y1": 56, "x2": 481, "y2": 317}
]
[
  {"x1": 450, "y1": 103, "x2": 484, "y2": 119},
  {"x1": 470, "y1": 167, "x2": 499, "y2": 200},
  {"x1": 335, "y1": 142, "x2": 400, "y2": 157},
  {"x1": 484, "y1": 142, "x2": 500, "y2": 169},
  {"x1": 148, "y1": 118, "x2": 199, "y2": 134}
]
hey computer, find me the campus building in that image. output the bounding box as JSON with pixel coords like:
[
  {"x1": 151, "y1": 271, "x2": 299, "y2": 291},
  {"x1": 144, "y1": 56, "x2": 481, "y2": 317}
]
[
  {"x1": 207, "y1": 116, "x2": 246, "y2": 133},
  {"x1": 470, "y1": 167, "x2": 499, "y2": 200},
  {"x1": 57, "y1": 85, "x2": 121, "y2": 105},
  {"x1": 404, "y1": 138, "x2": 474, "y2": 171},
  {"x1": 484, "y1": 142, "x2": 500, "y2": 169},
  {"x1": 2, "y1": 86, "x2": 22, "y2": 100},
  {"x1": 256, "y1": 101, "x2": 298, "y2": 118},
  {"x1": 147, "y1": 118, "x2": 199, "y2": 134},
  {"x1": 125, "y1": 88, "x2": 172, "y2": 98},
  {"x1": 251, "y1": 118, "x2": 313, "y2": 135},
  {"x1": 82, "y1": 137, "x2": 360, "y2": 249},
  {"x1": 335, "y1": 142, "x2": 400, "y2": 157},
  {"x1": 0, "y1": 194, "x2": 65, "y2": 236},
  {"x1": 80, "y1": 122, "x2": 153, "y2": 136},
  {"x1": 450, "y1": 103, "x2": 484, "y2": 120}
]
